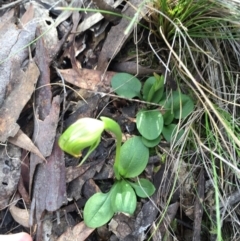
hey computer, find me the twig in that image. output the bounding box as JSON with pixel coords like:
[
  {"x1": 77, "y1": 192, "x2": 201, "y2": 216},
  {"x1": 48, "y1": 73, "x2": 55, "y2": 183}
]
[{"x1": 0, "y1": 0, "x2": 28, "y2": 10}]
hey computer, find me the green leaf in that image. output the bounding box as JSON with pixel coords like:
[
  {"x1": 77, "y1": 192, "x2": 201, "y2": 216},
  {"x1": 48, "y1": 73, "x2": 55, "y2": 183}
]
[
  {"x1": 83, "y1": 192, "x2": 114, "y2": 228},
  {"x1": 111, "y1": 73, "x2": 141, "y2": 98},
  {"x1": 162, "y1": 124, "x2": 184, "y2": 142},
  {"x1": 171, "y1": 91, "x2": 194, "y2": 119},
  {"x1": 141, "y1": 135, "x2": 161, "y2": 148},
  {"x1": 127, "y1": 178, "x2": 156, "y2": 198},
  {"x1": 162, "y1": 109, "x2": 175, "y2": 125},
  {"x1": 111, "y1": 180, "x2": 137, "y2": 215},
  {"x1": 136, "y1": 109, "x2": 163, "y2": 140},
  {"x1": 142, "y1": 76, "x2": 154, "y2": 100},
  {"x1": 142, "y1": 75, "x2": 164, "y2": 103},
  {"x1": 118, "y1": 136, "x2": 149, "y2": 178}
]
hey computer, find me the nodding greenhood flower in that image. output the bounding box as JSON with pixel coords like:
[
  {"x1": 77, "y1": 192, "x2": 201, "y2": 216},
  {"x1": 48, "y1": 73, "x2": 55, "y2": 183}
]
[
  {"x1": 58, "y1": 118, "x2": 105, "y2": 165},
  {"x1": 59, "y1": 116, "x2": 122, "y2": 174}
]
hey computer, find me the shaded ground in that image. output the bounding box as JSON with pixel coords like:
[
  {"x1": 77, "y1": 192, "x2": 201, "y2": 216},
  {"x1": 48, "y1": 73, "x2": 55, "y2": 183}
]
[{"x1": 1, "y1": 0, "x2": 239, "y2": 241}]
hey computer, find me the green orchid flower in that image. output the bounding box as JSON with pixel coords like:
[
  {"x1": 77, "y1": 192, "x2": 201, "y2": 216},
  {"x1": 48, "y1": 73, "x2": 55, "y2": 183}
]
[
  {"x1": 58, "y1": 118, "x2": 105, "y2": 165},
  {"x1": 58, "y1": 117, "x2": 122, "y2": 170}
]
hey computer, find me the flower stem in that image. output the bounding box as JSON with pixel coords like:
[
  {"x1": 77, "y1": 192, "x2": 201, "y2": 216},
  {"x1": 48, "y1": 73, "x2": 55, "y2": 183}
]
[{"x1": 100, "y1": 117, "x2": 122, "y2": 180}]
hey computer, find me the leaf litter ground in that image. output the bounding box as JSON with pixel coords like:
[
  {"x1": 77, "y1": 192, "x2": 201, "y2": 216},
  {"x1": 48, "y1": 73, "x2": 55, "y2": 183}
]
[{"x1": 0, "y1": 0, "x2": 237, "y2": 241}]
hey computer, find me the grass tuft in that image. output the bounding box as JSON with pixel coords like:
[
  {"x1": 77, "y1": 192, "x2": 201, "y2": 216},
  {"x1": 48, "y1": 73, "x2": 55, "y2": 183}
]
[{"x1": 146, "y1": 0, "x2": 240, "y2": 239}]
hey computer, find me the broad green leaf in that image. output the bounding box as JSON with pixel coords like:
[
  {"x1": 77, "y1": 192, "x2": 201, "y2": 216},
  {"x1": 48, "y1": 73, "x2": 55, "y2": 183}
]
[
  {"x1": 159, "y1": 92, "x2": 167, "y2": 105},
  {"x1": 83, "y1": 192, "x2": 114, "y2": 228},
  {"x1": 151, "y1": 73, "x2": 164, "y2": 102},
  {"x1": 127, "y1": 178, "x2": 156, "y2": 198},
  {"x1": 111, "y1": 180, "x2": 136, "y2": 214},
  {"x1": 162, "y1": 109, "x2": 175, "y2": 125},
  {"x1": 171, "y1": 91, "x2": 194, "y2": 119},
  {"x1": 118, "y1": 136, "x2": 149, "y2": 178},
  {"x1": 162, "y1": 124, "x2": 184, "y2": 142},
  {"x1": 136, "y1": 110, "x2": 163, "y2": 140},
  {"x1": 141, "y1": 135, "x2": 161, "y2": 148},
  {"x1": 142, "y1": 76, "x2": 155, "y2": 100},
  {"x1": 142, "y1": 75, "x2": 164, "y2": 103},
  {"x1": 159, "y1": 97, "x2": 174, "y2": 125},
  {"x1": 111, "y1": 73, "x2": 141, "y2": 98}
]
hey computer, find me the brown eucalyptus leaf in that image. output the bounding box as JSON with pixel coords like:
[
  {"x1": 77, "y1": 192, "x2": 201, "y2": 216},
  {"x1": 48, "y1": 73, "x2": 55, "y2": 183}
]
[
  {"x1": 92, "y1": 0, "x2": 121, "y2": 23},
  {"x1": 8, "y1": 130, "x2": 45, "y2": 161},
  {"x1": 0, "y1": 12, "x2": 37, "y2": 108},
  {"x1": 76, "y1": 0, "x2": 121, "y2": 34},
  {"x1": 97, "y1": 0, "x2": 147, "y2": 71},
  {"x1": 58, "y1": 68, "x2": 115, "y2": 91},
  {"x1": 0, "y1": 60, "x2": 40, "y2": 142},
  {"x1": 9, "y1": 205, "x2": 30, "y2": 228},
  {"x1": 18, "y1": 176, "x2": 31, "y2": 205},
  {"x1": 57, "y1": 221, "x2": 94, "y2": 241}
]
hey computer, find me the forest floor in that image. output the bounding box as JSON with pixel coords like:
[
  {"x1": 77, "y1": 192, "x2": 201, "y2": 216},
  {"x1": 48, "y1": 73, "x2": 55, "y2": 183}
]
[{"x1": 1, "y1": 0, "x2": 240, "y2": 241}]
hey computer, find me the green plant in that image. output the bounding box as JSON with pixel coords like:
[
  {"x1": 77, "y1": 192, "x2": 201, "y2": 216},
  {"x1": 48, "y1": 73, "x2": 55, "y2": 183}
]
[
  {"x1": 111, "y1": 73, "x2": 194, "y2": 147},
  {"x1": 150, "y1": 0, "x2": 240, "y2": 41},
  {"x1": 59, "y1": 117, "x2": 155, "y2": 228}
]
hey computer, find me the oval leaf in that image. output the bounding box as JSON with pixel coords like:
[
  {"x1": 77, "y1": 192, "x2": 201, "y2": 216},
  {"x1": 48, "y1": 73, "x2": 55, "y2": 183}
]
[
  {"x1": 127, "y1": 178, "x2": 156, "y2": 198},
  {"x1": 142, "y1": 76, "x2": 155, "y2": 100},
  {"x1": 142, "y1": 76, "x2": 164, "y2": 103},
  {"x1": 84, "y1": 192, "x2": 114, "y2": 228},
  {"x1": 118, "y1": 136, "x2": 149, "y2": 178},
  {"x1": 111, "y1": 73, "x2": 141, "y2": 98},
  {"x1": 162, "y1": 109, "x2": 175, "y2": 125},
  {"x1": 136, "y1": 110, "x2": 163, "y2": 140},
  {"x1": 171, "y1": 91, "x2": 194, "y2": 119},
  {"x1": 141, "y1": 135, "x2": 161, "y2": 148},
  {"x1": 111, "y1": 180, "x2": 136, "y2": 215},
  {"x1": 162, "y1": 124, "x2": 184, "y2": 142}
]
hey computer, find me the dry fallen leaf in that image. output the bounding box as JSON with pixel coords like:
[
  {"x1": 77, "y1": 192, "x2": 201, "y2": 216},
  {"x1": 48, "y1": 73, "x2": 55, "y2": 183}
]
[
  {"x1": 58, "y1": 68, "x2": 115, "y2": 92},
  {"x1": 9, "y1": 205, "x2": 30, "y2": 228},
  {"x1": 62, "y1": 3, "x2": 82, "y2": 72},
  {"x1": 0, "y1": 13, "x2": 37, "y2": 106},
  {"x1": 109, "y1": 213, "x2": 135, "y2": 240},
  {"x1": 56, "y1": 221, "x2": 95, "y2": 241},
  {"x1": 25, "y1": 1, "x2": 59, "y2": 54},
  {"x1": 97, "y1": 0, "x2": 148, "y2": 71},
  {"x1": 65, "y1": 160, "x2": 104, "y2": 183},
  {"x1": 0, "y1": 60, "x2": 40, "y2": 142},
  {"x1": 18, "y1": 176, "x2": 31, "y2": 205},
  {"x1": 76, "y1": 0, "x2": 121, "y2": 34},
  {"x1": 67, "y1": 160, "x2": 104, "y2": 201},
  {"x1": 8, "y1": 130, "x2": 45, "y2": 161}
]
